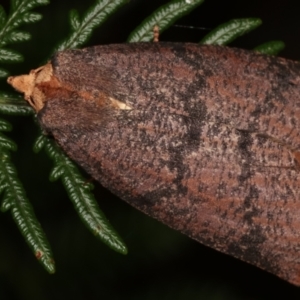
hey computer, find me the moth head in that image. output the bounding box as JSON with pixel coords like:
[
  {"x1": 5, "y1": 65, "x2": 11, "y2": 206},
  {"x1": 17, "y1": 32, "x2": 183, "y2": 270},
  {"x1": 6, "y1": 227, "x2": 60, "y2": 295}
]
[{"x1": 7, "y1": 63, "x2": 54, "y2": 112}]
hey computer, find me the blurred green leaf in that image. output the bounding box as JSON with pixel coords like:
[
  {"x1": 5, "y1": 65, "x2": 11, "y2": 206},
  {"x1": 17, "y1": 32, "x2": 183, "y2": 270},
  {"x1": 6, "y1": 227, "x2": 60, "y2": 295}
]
[
  {"x1": 128, "y1": 0, "x2": 205, "y2": 42},
  {"x1": 200, "y1": 18, "x2": 262, "y2": 45},
  {"x1": 34, "y1": 137, "x2": 128, "y2": 255},
  {"x1": 254, "y1": 40, "x2": 285, "y2": 55},
  {"x1": 56, "y1": 0, "x2": 127, "y2": 51},
  {"x1": 0, "y1": 93, "x2": 33, "y2": 115}
]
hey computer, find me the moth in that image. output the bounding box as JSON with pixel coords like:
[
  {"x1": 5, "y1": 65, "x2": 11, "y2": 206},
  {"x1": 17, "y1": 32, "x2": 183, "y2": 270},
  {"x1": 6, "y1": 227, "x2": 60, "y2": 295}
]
[{"x1": 7, "y1": 43, "x2": 300, "y2": 285}]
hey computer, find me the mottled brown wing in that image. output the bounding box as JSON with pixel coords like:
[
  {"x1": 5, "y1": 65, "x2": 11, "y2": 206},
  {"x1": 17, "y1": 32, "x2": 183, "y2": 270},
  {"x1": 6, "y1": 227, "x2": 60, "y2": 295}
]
[{"x1": 39, "y1": 43, "x2": 300, "y2": 285}]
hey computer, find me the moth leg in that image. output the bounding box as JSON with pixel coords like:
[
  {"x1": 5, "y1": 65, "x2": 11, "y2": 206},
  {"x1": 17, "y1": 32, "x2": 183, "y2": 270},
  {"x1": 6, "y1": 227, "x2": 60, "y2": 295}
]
[{"x1": 153, "y1": 25, "x2": 159, "y2": 42}]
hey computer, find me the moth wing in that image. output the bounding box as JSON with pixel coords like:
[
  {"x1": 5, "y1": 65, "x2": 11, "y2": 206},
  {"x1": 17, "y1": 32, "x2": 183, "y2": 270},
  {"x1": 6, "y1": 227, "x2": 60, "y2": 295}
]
[
  {"x1": 40, "y1": 96, "x2": 300, "y2": 285},
  {"x1": 43, "y1": 44, "x2": 300, "y2": 284}
]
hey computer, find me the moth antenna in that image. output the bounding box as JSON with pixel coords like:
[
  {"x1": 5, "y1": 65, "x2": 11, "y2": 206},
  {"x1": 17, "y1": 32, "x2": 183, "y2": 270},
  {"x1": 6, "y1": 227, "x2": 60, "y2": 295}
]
[{"x1": 173, "y1": 24, "x2": 211, "y2": 31}]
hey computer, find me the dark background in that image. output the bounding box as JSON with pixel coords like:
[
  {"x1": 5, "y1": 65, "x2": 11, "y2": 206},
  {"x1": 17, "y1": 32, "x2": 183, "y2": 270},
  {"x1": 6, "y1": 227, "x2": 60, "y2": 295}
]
[{"x1": 1, "y1": 0, "x2": 300, "y2": 299}]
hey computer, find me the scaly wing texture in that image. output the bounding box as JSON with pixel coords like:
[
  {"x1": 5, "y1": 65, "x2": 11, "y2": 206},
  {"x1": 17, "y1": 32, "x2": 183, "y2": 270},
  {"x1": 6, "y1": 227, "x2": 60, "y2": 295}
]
[{"x1": 39, "y1": 43, "x2": 300, "y2": 285}]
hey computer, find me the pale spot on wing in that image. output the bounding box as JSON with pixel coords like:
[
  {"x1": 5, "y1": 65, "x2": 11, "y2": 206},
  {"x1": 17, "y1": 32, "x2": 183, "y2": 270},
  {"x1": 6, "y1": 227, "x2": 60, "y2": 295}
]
[{"x1": 109, "y1": 97, "x2": 132, "y2": 110}]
